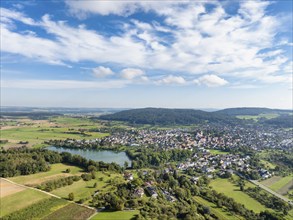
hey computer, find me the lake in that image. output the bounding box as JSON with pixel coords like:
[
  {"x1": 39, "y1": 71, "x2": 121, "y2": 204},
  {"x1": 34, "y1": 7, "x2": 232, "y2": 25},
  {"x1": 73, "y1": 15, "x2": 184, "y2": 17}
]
[{"x1": 47, "y1": 146, "x2": 131, "y2": 167}]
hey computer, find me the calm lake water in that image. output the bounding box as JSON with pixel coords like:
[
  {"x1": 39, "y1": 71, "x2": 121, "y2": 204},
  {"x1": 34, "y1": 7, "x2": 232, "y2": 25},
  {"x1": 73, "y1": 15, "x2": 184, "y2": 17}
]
[{"x1": 47, "y1": 146, "x2": 131, "y2": 167}]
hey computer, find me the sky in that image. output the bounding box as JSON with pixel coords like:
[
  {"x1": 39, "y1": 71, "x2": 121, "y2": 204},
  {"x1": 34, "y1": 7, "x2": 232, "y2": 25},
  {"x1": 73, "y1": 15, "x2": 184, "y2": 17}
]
[{"x1": 0, "y1": 0, "x2": 292, "y2": 109}]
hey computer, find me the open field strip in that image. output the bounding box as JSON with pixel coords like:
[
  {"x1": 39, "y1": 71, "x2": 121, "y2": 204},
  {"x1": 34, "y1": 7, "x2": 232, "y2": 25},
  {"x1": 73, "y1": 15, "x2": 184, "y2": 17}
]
[
  {"x1": 0, "y1": 179, "x2": 50, "y2": 217},
  {"x1": 210, "y1": 178, "x2": 269, "y2": 213},
  {"x1": 0, "y1": 178, "x2": 26, "y2": 197},
  {"x1": 8, "y1": 163, "x2": 84, "y2": 185},
  {"x1": 90, "y1": 210, "x2": 140, "y2": 220},
  {"x1": 270, "y1": 175, "x2": 293, "y2": 193},
  {"x1": 193, "y1": 196, "x2": 244, "y2": 220},
  {"x1": 42, "y1": 203, "x2": 96, "y2": 220},
  {"x1": 1, "y1": 178, "x2": 97, "y2": 219}
]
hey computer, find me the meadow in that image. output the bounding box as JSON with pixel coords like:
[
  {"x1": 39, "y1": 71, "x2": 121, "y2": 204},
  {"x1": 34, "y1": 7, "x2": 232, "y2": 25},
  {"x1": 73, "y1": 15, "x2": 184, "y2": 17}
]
[
  {"x1": 236, "y1": 113, "x2": 279, "y2": 121},
  {"x1": 51, "y1": 172, "x2": 124, "y2": 203},
  {"x1": 8, "y1": 163, "x2": 84, "y2": 186},
  {"x1": 90, "y1": 210, "x2": 140, "y2": 220},
  {"x1": 209, "y1": 178, "x2": 268, "y2": 213},
  {"x1": 0, "y1": 116, "x2": 109, "y2": 149},
  {"x1": 261, "y1": 174, "x2": 293, "y2": 196},
  {"x1": 0, "y1": 187, "x2": 50, "y2": 217},
  {"x1": 193, "y1": 196, "x2": 244, "y2": 220}
]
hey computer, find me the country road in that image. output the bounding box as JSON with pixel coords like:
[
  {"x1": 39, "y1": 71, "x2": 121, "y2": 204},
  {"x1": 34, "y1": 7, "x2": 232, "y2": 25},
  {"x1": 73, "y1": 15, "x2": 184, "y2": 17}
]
[{"x1": 250, "y1": 180, "x2": 292, "y2": 205}]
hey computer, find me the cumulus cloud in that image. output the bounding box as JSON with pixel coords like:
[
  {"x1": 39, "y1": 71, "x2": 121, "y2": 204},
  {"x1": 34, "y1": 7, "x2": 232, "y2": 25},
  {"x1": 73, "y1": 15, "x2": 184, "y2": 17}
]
[
  {"x1": 92, "y1": 66, "x2": 114, "y2": 78},
  {"x1": 194, "y1": 75, "x2": 228, "y2": 87},
  {"x1": 1, "y1": 0, "x2": 292, "y2": 87},
  {"x1": 120, "y1": 68, "x2": 145, "y2": 80},
  {"x1": 157, "y1": 75, "x2": 186, "y2": 85}
]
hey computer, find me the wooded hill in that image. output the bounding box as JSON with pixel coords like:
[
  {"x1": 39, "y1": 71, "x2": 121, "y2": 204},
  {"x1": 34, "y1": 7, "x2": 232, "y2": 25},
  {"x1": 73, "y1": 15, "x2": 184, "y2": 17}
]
[
  {"x1": 215, "y1": 107, "x2": 292, "y2": 116},
  {"x1": 99, "y1": 107, "x2": 293, "y2": 127},
  {"x1": 99, "y1": 108, "x2": 239, "y2": 125}
]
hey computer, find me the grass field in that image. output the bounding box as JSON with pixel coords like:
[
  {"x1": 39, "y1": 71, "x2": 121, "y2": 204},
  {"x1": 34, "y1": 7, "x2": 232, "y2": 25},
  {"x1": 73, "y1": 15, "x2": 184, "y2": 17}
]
[
  {"x1": 8, "y1": 163, "x2": 84, "y2": 186},
  {"x1": 193, "y1": 196, "x2": 243, "y2": 220},
  {"x1": 0, "y1": 188, "x2": 50, "y2": 217},
  {"x1": 91, "y1": 210, "x2": 140, "y2": 220},
  {"x1": 51, "y1": 172, "x2": 123, "y2": 202},
  {"x1": 1, "y1": 197, "x2": 68, "y2": 220},
  {"x1": 0, "y1": 116, "x2": 109, "y2": 148},
  {"x1": 209, "y1": 149, "x2": 229, "y2": 155},
  {"x1": 210, "y1": 178, "x2": 268, "y2": 213},
  {"x1": 236, "y1": 113, "x2": 279, "y2": 121},
  {"x1": 269, "y1": 175, "x2": 293, "y2": 195},
  {"x1": 0, "y1": 178, "x2": 26, "y2": 197},
  {"x1": 42, "y1": 203, "x2": 96, "y2": 220},
  {"x1": 260, "y1": 176, "x2": 282, "y2": 187},
  {"x1": 260, "y1": 159, "x2": 276, "y2": 169}
]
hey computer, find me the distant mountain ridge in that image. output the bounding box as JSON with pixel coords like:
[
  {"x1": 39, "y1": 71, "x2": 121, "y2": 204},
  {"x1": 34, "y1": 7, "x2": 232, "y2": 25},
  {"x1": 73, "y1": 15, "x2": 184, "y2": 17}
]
[
  {"x1": 99, "y1": 107, "x2": 238, "y2": 125},
  {"x1": 99, "y1": 107, "x2": 292, "y2": 127},
  {"x1": 215, "y1": 107, "x2": 292, "y2": 116}
]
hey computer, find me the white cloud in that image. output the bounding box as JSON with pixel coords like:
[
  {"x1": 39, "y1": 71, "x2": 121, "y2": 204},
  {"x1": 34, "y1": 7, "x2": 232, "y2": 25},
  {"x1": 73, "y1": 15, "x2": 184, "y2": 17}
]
[
  {"x1": 157, "y1": 75, "x2": 186, "y2": 85},
  {"x1": 120, "y1": 68, "x2": 144, "y2": 80},
  {"x1": 194, "y1": 75, "x2": 228, "y2": 87},
  {"x1": 1, "y1": 79, "x2": 128, "y2": 89},
  {"x1": 65, "y1": 0, "x2": 181, "y2": 18},
  {"x1": 1, "y1": 0, "x2": 292, "y2": 87},
  {"x1": 92, "y1": 66, "x2": 114, "y2": 78}
]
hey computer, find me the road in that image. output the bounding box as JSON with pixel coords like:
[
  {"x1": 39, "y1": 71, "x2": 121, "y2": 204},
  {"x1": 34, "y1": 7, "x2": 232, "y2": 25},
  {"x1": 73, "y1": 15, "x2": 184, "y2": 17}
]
[{"x1": 250, "y1": 179, "x2": 292, "y2": 205}]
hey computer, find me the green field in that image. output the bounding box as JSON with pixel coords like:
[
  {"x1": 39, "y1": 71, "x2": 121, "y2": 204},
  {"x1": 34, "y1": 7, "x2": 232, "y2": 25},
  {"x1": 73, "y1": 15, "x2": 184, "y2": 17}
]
[
  {"x1": 0, "y1": 188, "x2": 50, "y2": 217},
  {"x1": 51, "y1": 172, "x2": 123, "y2": 202},
  {"x1": 209, "y1": 149, "x2": 229, "y2": 155},
  {"x1": 1, "y1": 197, "x2": 68, "y2": 220},
  {"x1": 42, "y1": 203, "x2": 96, "y2": 220},
  {"x1": 193, "y1": 196, "x2": 243, "y2": 220},
  {"x1": 236, "y1": 113, "x2": 279, "y2": 121},
  {"x1": 0, "y1": 116, "x2": 109, "y2": 148},
  {"x1": 260, "y1": 159, "x2": 276, "y2": 169},
  {"x1": 91, "y1": 210, "x2": 140, "y2": 220},
  {"x1": 210, "y1": 178, "x2": 268, "y2": 213},
  {"x1": 9, "y1": 163, "x2": 84, "y2": 185},
  {"x1": 269, "y1": 175, "x2": 293, "y2": 195}
]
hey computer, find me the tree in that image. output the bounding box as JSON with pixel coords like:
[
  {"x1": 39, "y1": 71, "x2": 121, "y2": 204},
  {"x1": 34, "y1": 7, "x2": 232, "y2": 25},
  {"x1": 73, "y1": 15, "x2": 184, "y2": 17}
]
[
  {"x1": 65, "y1": 168, "x2": 71, "y2": 173},
  {"x1": 124, "y1": 161, "x2": 129, "y2": 169},
  {"x1": 68, "y1": 192, "x2": 74, "y2": 201},
  {"x1": 88, "y1": 165, "x2": 97, "y2": 172},
  {"x1": 93, "y1": 182, "x2": 97, "y2": 188}
]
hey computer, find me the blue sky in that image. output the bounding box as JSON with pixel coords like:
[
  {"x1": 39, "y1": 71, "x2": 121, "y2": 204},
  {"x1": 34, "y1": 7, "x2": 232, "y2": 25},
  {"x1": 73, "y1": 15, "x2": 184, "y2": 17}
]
[{"x1": 1, "y1": 0, "x2": 292, "y2": 109}]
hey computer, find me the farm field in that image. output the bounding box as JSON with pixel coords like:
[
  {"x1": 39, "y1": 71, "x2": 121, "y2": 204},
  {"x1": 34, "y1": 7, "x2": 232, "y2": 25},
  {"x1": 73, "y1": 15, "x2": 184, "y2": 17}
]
[
  {"x1": 193, "y1": 196, "x2": 243, "y2": 220},
  {"x1": 0, "y1": 187, "x2": 50, "y2": 217},
  {"x1": 0, "y1": 178, "x2": 26, "y2": 197},
  {"x1": 236, "y1": 113, "x2": 279, "y2": 121},
  {"x1": 51, "y1": 171, "x2": 124, "y2": 202},
  {"x1": 8, "y1": 163, "x2": 84, "y2": 186},
  {"x1": 209, "y1": 178, "x2": 268, "y2": 213},
  {"x1": 1, "y1": 197, "x2": 68, "y2": 220},
  {"x1": 261, "y1": 175, "x2": 293, "y2": 196},
  {"x1": 270, "y1": 175, "x2": 293, "y2": 193},
  {"x1": 90, "y1": 210, "x2": 140, "y2": 220},
  {"x1": 42, "y1": 203, "x2": 96, "y2": 220},
  {"x1": 0, "y1": 116, "x2": 109, "y2": 149}
]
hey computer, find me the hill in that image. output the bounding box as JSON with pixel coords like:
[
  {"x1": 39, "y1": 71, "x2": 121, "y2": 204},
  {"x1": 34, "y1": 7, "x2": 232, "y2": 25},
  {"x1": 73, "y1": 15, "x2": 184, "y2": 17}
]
[
  {"x1": 215, "y1": 107, "x2": 292, "y2": 116},
  {"x1": 99, "y1": 108, "x2": 238, "y2": 125}
]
